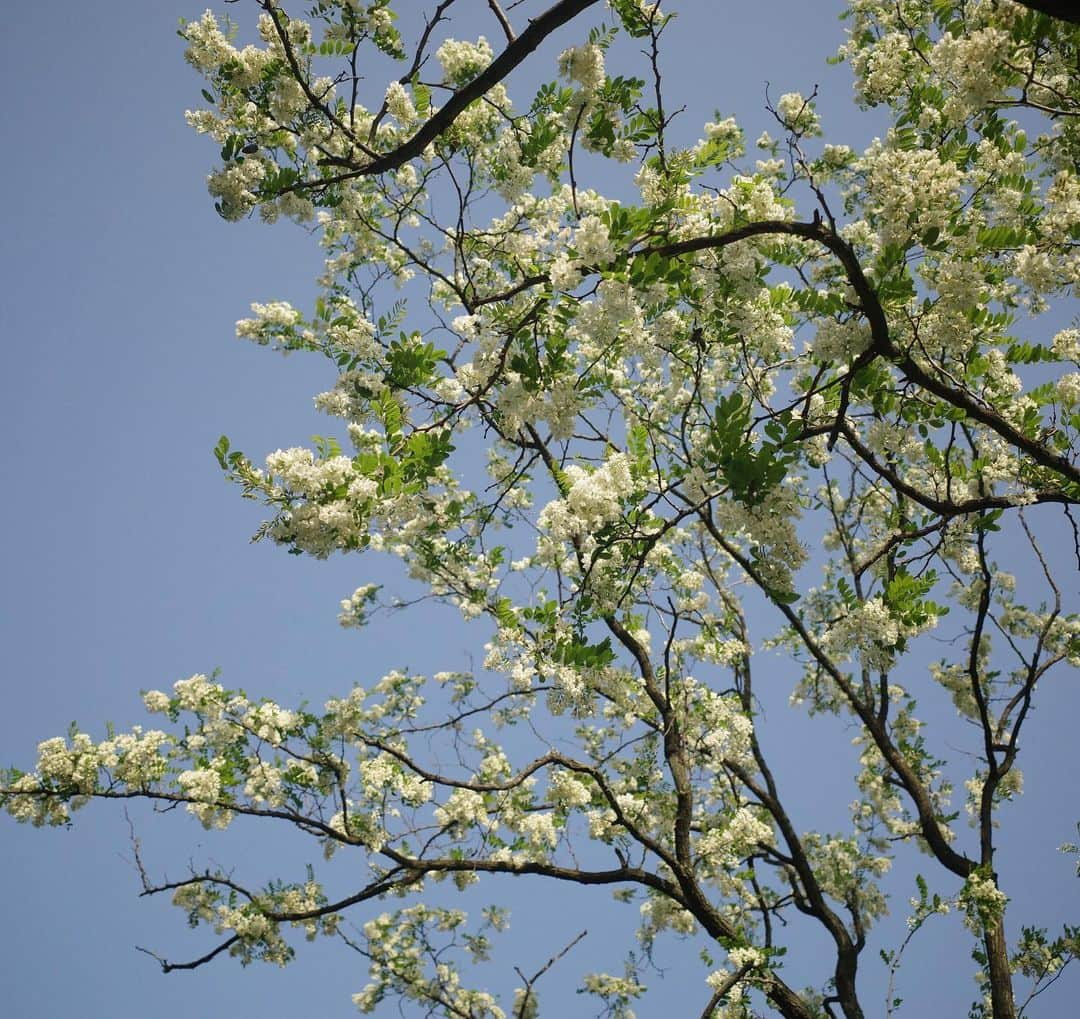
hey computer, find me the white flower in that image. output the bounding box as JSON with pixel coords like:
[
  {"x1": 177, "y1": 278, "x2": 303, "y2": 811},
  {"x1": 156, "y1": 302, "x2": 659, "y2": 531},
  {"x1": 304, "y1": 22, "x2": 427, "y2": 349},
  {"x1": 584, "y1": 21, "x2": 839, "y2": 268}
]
[
  {"x1": 548, "y1": 771, "x2": 592, "y2": 810},
  {"x1": 1056, "y1": 372, "x2": 1080, "y2": 407},
  {"x1": 705, "y1": 116, "x2": 740, "y2": 142},
  {"x1": 550, "y1": 252, "x2": 580, "y2": 290},
  {"x1": 572, "y1": 215, "x2": 615, "y2": 265},
  {"x1": 538, "y1": 453, "x2": 635, "y2": 541},
  {"x1": 822, "y1": 143, "x2": 853, "y2": 166},
  {"x1": 1052, "y1": 328, "x2": 1080, "y2": 362},
  {"x1": 244, "y1": 762, "x2": 285, "y2": 805},
  {"x1": 178, "y1": 767, "x2": 221, "y2": 804},
  {"x1": 776, "y1": 91, "x2": 819, "y2": 134},
  {"x1": 338, "y1": 584, "x2": 380, "y2": 628},
  {"x1": 860, "y1": 138, "x2": 962, "y2": 247},
  {"x1": 822, "y1": 597, "x2": 906, "y2": 670},
  {"x1": 384, "y1": 81, "x2": 416, "y2": 125},
  {"x1": 436, "y1": 37, "x2": 493, "y2": 85},
  {"x1": 961, "y1": 872, "x2": 1008, "y2": 933},
  {"x1": 558, "y1": 44, "x2": 605, "y2": 92},
  {"x1": 434, "y1": 788, "x2": 493, "y2": 831},
  {"x1": 142, "y1": 690, "x2": 171, "y2": 713},
  {"x1": 235, "y1": 301, "x2": 302, "y2": 344},
  {"x1": 173, "y1": 673, "x2": 224, "y2": 712},
  {"x1": 728, "y1": 946, "x2": 766, "y2": 969},
  {"x1": 183, "y1": 10, "x2": 235, "y2": 72}
]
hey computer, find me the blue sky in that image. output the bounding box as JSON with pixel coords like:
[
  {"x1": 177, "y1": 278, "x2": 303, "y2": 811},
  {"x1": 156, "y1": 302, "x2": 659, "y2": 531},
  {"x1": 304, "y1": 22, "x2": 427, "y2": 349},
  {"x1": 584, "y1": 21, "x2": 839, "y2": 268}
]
[{"x1": 1, "y1": 3, "x2": 1077, "y2": 1016}]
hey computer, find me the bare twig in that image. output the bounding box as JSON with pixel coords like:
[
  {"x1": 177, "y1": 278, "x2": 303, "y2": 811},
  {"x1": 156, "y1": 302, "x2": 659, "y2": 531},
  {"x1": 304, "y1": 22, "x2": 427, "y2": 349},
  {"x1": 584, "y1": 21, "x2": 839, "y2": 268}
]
[{"x1": 513, "y1": 929, "x2": 587, "y2": 1017}]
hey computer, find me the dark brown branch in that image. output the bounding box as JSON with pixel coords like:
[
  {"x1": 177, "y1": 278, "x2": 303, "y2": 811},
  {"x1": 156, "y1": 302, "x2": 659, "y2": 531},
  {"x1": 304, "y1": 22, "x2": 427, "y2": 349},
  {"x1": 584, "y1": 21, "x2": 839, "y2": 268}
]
[
  {"x1": 699, "y1": 965, "x2": 752, "y2": 1019},
  {"x1": 652, "y1": 221, "x2": 1080, "y2": 489},
  {"x1": 303, "y1": 0, "x2": 603, "y2": 181},
  {"x1": 487, "y1": 0, "x2": 516, "y2": 42},
  {"x1": 836, "y1": 422, "x2": 1075, "y2": 515},
  {"x1": 1013, "y1": 1, "x2": 1080, "y2": 24},
  {"x1": 139, "y1": 866, "x2": 420, "y2": 925},
  {"x1": 363, "y1": 738, "x2": 681, "y2": 871},
  {"x1": 136, "y1": 935, "x2": 241, "y2": 974}
]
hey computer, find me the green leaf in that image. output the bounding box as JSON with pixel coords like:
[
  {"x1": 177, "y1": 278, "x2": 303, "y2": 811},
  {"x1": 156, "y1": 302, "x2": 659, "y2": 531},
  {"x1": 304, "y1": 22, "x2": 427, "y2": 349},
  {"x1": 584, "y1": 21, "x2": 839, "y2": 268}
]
[
  {"x1": 493, "y1": 598, "x2": 517, "y2": 629},
  {"x1": 213, "y1": 435, "x2": 231, "y2": 470}
]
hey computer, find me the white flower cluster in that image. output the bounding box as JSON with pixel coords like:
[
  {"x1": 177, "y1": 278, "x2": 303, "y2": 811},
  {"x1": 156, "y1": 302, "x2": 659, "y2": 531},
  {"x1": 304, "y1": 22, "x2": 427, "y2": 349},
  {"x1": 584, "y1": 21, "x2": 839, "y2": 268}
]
[
  {"x1": 580, "y1": 971, "x2": 646, "y2": 1008},
  {"x1": 183, "y1": 10, "x2": 234, "y2": 72},
  {"x1": 930, "y1": 27, "x2": 1013, "y2": 118},
  {"x1": 558, "y1": 43, "x2": 606, "y2": 93},
  {"x1": 811, "y1": 317, "x2": 872, "y2": 363},
  {"x1": 235, "y1": 301, "x2": 304, "y2": 346},
  {"x1": 358, "y1": 753, "x2": 432, "y2": 806},
  {"x1": 383, "y1": 81, "x2": 417, "y2": 125},
  {"x1": 848, "y1": 30, "x2": 915, "y2": 104},
  {"x1": 338, "y1": 583, "x2": 380, "y2": 628},
  {"x1": 243, "y1": 701, "x2": 299, "y2": 746},
  {"x1": 434, "y1": 788, "x2": 494, "y2": 833},
  {"x1": 328, "y1": 807, "x2": 387, "y2": 852},
  {"x1": 1053, "y1": 328, "x2": 1080, "y2": 363},
  {"x1": 207, "y1": 158, "x2": 268, "y2": 221},
  {"x1": 1055, "y1": 372, "x2": 1080, "y2": 407},
  {"x1": 352, "y1": 907, "x2": 506, "y2": 1017},
  {"x1": 705, "y1": 116, "x2": 741, "y2": 144},
  {"x1": 960, "y1": 871, "x2": 1008, "y2": 933},
  {"x1": 727, "y1": 945, "x2": 766, "y2": 970},
  {"x1": 804, "y1": 834, "x2": 891, "y2": 922},
  {"x1": 257, "y1": 445, "x2": 384, "y2": 557},
  {"x1": 177, "y1": 766, "x2": 231, "y2": 829},
  {"x1": 172, "y1": 672, "x2": 227, "y2": 713},
  {"x1": 244, "y1": 761, "x2": 285, "y2": 807},
  {"x1": 436, "y1": 37, "x2": 494, "y2": 85},
  {"x1": 573, "y1": 214, "x2": 616, "y2": 265},
  {"x1": 516, "y1": 812, "x2": 559, "y2": 857},
  {"x1": 696, "y1": 807, "x2": 773, "y2": 870},
  {"x1": 547, "y1": 770, "x2": 593, "y2": 810},
  {"x1": 821, "y1": 143, "x2": 853, "y2": 167},
  {"x1": 822, "y1": 597, "x2": 902, "y2": 671},
  {"x1": 676, "y1": 678, "x2": 754, "y2": 767},
  {"x1": 860, "y1": 138, "x2": 962, "y2": 248},
  {"x1": 776, "y1": 91, "x2": 820, "y2": 135},
  {"x1": 537, "y1": 453, "x2": 635, "y2": 542}
]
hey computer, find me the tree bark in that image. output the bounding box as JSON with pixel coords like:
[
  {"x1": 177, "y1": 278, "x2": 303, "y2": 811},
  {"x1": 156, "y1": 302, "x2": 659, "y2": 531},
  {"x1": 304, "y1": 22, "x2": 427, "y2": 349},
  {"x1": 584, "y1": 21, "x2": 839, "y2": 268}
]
[
  {"x1": 1013, "y1": 1, "x2": 1080, "y2": 25},
  {"x1": 984, "y1": 918, "x2": 1018, "y2": 1019}
]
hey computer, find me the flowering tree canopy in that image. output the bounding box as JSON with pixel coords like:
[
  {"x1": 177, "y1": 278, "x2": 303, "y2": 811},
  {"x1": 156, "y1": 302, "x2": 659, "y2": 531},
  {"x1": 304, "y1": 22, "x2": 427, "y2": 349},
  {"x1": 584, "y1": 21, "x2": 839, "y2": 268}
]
[{"x1": 4, "y1": 2, "x2": 1080, "y2": 1017}]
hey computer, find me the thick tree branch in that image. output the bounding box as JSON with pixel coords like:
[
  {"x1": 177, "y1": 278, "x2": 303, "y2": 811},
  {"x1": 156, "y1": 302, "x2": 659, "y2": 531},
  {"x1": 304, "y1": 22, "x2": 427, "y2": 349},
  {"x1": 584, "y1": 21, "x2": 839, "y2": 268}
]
[
  {"x1": 1013, "y1": 1, "x2": 1080, "y2": 25},
  {"x1": 304, "y1": 0, "x2": 603, "y2": 181}
]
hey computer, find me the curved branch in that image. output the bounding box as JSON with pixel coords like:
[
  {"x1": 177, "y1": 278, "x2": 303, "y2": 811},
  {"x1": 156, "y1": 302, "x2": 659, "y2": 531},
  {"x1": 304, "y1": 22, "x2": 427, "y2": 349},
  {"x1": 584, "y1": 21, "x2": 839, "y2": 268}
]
[
  {"x1": 699, "y1": 964, "x2": 752, "y2": 1019},
  {"x1": 137, "y1": 935, "x2": 241, "y2": 974},
  {"x1": 475, "y1": 215, "x2": 1080, "y2": 494},
  {"x1": 303, "y1": 0, "x2": 603, "y2": 182},
  {"x1": 836, "y1": 422, "x2": 1076, "y2": 515},
  {"x1": 653, "y1": 222, "x2": 1080, "y2": 489}
]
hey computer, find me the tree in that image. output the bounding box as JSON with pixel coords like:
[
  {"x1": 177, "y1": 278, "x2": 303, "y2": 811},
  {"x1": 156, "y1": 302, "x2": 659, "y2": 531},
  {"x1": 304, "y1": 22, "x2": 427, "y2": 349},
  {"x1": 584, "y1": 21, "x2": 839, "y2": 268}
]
[{"x1": 3, "y1": 1, "x2": 1080, "y2": 1016}]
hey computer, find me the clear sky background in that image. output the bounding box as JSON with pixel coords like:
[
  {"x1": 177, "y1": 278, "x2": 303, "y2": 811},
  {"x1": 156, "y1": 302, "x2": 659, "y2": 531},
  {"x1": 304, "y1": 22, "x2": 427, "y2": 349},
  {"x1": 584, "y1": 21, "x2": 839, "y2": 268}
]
[{"x1": 1, "y1": 2, "x2": 1077, "y2": 1017}]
